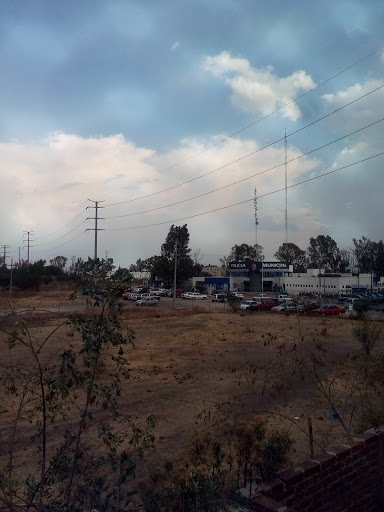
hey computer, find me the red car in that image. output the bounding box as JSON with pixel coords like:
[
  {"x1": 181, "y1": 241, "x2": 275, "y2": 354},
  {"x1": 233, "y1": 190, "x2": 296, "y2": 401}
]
[
  {"x1": 248, "y1": 300, "x2": 279, "y2": 312},
  {"x1": 312, "y1": 304, "x2": 346, "y2": 315}
]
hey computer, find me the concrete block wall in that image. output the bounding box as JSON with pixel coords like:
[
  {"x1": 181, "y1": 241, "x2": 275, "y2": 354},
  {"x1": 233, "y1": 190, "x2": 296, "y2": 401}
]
[{"x1": 252, "y1": 427, "x2": 384, "y2": 512}]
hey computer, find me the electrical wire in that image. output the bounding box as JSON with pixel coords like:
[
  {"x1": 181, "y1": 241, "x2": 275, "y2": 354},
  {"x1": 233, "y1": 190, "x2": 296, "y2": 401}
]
[
  {"x1": 33, "y1": 219, "x2": 90, "y2": 247},
  {"x1": 105, "y1": 117, "x2": 384, "y2": 220},
  {"x1": 106, "y1": 152, "x2": 384, "y2": 231},
  {"x1": 119, "y1": 45, "x2": 384, "y2": 179},
  {"x1": 34, "y1": 208, "x2": 88, "y2": 240},
  {"x1": 38, "y1": 230, "x2": 89, "y2": 253},
  {"x1": 104, "y1": 83, "x2": 384, "y2": 208}
]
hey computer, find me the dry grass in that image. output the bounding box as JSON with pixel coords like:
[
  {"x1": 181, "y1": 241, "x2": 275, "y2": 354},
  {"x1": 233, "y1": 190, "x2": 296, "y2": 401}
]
[{"x1": 1, "y1": 289, "x2": 380, "y2": 487}]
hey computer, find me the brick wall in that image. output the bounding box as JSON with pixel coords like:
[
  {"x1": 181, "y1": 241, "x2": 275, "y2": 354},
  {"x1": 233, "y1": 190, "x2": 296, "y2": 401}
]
[{"x1": 252, "y1": 427, "x2": 384, "y2": 512}]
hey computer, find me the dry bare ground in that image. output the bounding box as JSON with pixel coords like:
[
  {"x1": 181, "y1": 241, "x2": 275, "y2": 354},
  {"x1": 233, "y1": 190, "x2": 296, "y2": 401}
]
[{"x1": 1, "y1": 287, "x2": 382, "y2": 489}]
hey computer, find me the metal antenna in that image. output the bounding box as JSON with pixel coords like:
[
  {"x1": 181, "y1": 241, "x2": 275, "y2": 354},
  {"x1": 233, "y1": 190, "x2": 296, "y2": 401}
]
[
  {"x1": 284, "y1": 129, "x2": 288, "y2": 247},
  {"x1": 253, "y1": 186, "x2": 258, "y2": 247}
]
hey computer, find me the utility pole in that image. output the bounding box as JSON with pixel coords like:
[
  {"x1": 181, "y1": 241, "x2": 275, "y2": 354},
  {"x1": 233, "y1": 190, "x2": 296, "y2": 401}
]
[
  {"x1": 1, "y1": 245, "x2": 10, "y2": 265},
  {"x1": 173, "y1": 239, "x2": 178, "y2": 310},
  {"x1": 86, "y1": 199, "x2": 105, "y2": 261},
  {"x1": 9, "y1": 259, "x2": 14, "y2": 298},
  {"x1": 23, "y1": 231, "x2": 34, "y2": 272}
]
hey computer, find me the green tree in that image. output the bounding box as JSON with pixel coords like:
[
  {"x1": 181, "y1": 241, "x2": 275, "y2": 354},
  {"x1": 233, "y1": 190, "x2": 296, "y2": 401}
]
[
  {"x1": 307, "y1": 235, "x2": 339, "y2": 271},
  {"x1": 0, "y1": 260, "x2": 154, "y2": 511},
  {"x1": 158, "y1": 224, "x2": 194, "y2": 286},
  {"x1": 12, "y1": 260, "x2": 47, "y2": 290},
  {"x1": 129, "y1": 258, "x2": 148, "y2": 272},
  {"x1": 352, "y1": 236, "x2": 376, "y2": 274},
  {"x1": 49, "y1": 256, "x2": 68, "y2": 270},
  {"x1": 274, "y1": 243, "x2": 306, "y2": 272},
  {"x1": 220, "y1": 243, "x2": 264, "y2": 272}
]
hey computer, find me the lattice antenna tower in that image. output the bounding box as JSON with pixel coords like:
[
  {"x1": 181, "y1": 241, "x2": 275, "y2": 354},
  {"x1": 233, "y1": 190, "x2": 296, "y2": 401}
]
[
  {"x1": 284, "y1": 129, "x2": 288, "y2": 248},
  {"x1": 254, "y1": 186, "x2": 259, "y2": 247}
]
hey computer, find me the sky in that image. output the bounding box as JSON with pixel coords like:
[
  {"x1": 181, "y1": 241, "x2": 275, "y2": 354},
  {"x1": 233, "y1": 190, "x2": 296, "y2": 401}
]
[{"x1": 1, "y1": 0, "x2": 384, "y2": 269}]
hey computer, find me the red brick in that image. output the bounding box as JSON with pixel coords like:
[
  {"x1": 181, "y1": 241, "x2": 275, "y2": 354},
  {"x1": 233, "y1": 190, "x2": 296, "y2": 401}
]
[
  {"x1": 253, "y1": 493, "x2": 294, "y2": 511},
  {"x1": 260, "y1": 478, "x2": 285, "y2": 498},
  {"x1": 354, "y1": 431, "x2": 378, "y2": 446},
  {"x1": 348, "y1": 439, "x2": 364, "y2": 453},
  {"x1": 300, "y1": 459, "x2": 321, "y2": 477},
  {"x1": 277, "y1": 466, "x2": 304, "y2": 485},
  {"x1": 311, "y1": 452, "x2": 337, "y2": 468},
  {"x1": 326, "y1": 444, "x2": 352, "y2": 460}
]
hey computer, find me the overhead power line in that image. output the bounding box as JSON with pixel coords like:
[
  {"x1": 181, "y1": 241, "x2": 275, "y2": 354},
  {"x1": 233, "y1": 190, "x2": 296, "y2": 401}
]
[
  {"x1": 118, "y1": 45, "x2": 384, "y2": 180},
  {"x1": 106, "y1": 152, "x2": 384, "y2": 231},
  {"x1": 33, "y1": 219, "x2": 89, "y2": 247},
  {"x1": 104, "y1": 116, "x2": 384, "y2": 221},
  {"x1": 104, "y1": 82, "x2": 384, "y2": 208},
  {"x1": 34, "y1": 208, "x2": 88, "y2": 240}
]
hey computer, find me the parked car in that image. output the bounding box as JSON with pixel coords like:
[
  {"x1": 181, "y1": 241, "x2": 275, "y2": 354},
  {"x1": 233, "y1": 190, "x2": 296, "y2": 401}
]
[
  {"x1": 238, "y1": 300, "x2": 261, "y2": 311},
  {"x1": 252, "y1": 294, "x2": 270, "y2": 300},
  {"x1": 228, "y1": 292, "x2": 244, "y2": 299},
  {"x1": 312, "y1": 304, "x2": 346, "y2": 315},
  {"x1": 167, "y1": 288, "x2": 184, "y2": 298},
  {"x1": 248, "y1": 300, "x2": 278, "y2": 311},
  {"x1": 343, "y1": 298, "x2": 360, "y2": 310},
  {"x1": 211, "y1": 293, "x2": 227, "y2": 302},
  {"x1": 182, "y1": 292, "x2": 208, "y2": 300},
  {"x1": 141, "y1": 293, "x2": 160, "y2": 301},
  {"x1": 296, "y1": 302, "x2": 319, "y2": 314},
  {"x1": 271, "y1": 301, "x2": 296, "y2": 313},
  {"x1": 135, "y1": 297, "x2": 159, "y2": 306},
  {"x1": 277, "y1": 294, "x2": 292, "y2": 302}
]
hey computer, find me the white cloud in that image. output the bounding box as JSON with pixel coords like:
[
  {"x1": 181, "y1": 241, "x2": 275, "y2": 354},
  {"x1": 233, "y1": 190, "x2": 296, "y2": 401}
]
[
  {"x1": 0, "y1": 132, "x2": 319, "y2": 267},
  {"x1": 171, "y1": 41, "x2": 180, "y2": 51},
  {"x1": 203, "y1": 51, "x2": 316, "y2": 121}
]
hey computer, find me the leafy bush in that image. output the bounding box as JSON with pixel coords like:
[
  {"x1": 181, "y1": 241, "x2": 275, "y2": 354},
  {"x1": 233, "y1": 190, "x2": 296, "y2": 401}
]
[
  {"x1": 352, "y1": 318, "x2": 382, "y2": 354},
  {"x1": 140, "y1": 418, "x2": 292, "y2": 511},
  {"x1": 0, "y1": 260, "x2": 154, "y2": 512}
]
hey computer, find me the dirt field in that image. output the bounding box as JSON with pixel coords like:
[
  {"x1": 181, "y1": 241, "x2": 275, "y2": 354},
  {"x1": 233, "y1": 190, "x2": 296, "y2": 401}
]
[{"x1": 1, "y1": 288, "x2": 382, "y2": 488}]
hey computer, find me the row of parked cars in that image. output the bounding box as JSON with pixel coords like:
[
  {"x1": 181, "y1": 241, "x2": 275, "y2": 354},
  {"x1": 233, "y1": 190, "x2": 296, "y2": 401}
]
[{"x1": 238, "y1": 297, "x2": 347, "y2": 315}]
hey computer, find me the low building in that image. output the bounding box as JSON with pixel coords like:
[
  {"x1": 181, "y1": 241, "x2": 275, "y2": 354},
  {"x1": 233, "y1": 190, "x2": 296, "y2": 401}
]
[
  {"x1": 201, "y1": 264, "x2": 225, "y2": 277},
  {"x1": 191, "y1": 261, "x2": 380, "y2": 296}
]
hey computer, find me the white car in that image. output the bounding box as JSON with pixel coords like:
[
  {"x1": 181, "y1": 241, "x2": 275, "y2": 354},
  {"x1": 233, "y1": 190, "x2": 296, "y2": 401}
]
[
  {"x1": 252, "y1": 293, "x2": 270, "y2": 300},
  {"x1": 135, "y1": 297, "x2": 158, "y2": 306},
  {"x1": 238, "y1": 300, "x2": 261, "y2": 311},
  {"x1": 229, "y1": 292, "x2": 244, "y2": 299},
  {"x1": 182, "y1": 292, "x2": 208, "y2": 300}
]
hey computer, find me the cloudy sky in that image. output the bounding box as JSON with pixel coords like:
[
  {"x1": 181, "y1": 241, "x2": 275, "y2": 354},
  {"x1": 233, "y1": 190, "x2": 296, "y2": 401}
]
[{"x1": 1, "y1": 0, "x2": 384, "y2": 269}]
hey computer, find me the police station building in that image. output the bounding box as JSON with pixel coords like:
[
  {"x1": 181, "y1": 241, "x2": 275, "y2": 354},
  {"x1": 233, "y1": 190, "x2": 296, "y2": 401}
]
[{"x1": 229, "y1": 260, "x2": 293, "y2": 293}]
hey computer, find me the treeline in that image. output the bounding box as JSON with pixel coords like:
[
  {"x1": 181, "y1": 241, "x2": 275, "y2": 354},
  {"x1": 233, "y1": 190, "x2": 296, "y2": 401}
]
[
  {"x1": 219, "y1": 235, "x2": 384, "y2": 276},
  {"x1": 0, "y1": 256, "x2": 130, "y2": 291},
  {"x1": 1, "y1": 231, "x2": 383, "y2": 292}
]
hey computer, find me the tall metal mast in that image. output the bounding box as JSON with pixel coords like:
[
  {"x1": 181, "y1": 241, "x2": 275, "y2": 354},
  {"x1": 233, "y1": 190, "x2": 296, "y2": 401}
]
[
  {"x1": 253, "y1": 186, "x2": 259, "y2": 248},
  {"x1": 284, "y1": 130, "x2": 288, "y2": 248}
]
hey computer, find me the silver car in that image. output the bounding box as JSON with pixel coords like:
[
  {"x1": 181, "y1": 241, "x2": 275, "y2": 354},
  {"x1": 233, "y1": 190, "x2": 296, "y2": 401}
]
[{"x1": 135, "y1": 297, "x2": 158, "y2": 306}]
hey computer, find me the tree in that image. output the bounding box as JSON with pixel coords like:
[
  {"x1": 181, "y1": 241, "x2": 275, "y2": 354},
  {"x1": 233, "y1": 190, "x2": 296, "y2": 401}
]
[
  {"x1": 129, "y1": 258, "x2": 148, "y2": 272},
  {"x1": 307, "y1": 235, "x2": 339, "y2": 271},
  {"x1": 274, "y1": 243, "x2": 306, "y2": 272},
  {"x1": 220, "y1": 243, "x2": 264, "y2": 272},
  {"x1": 49, "y1": 256, "x2": 67, "y2": 270},
  {"x1": 352, "y1": 236, "x2": 376, "y2": 274},
  {"x1": 159, "y1": 224, "x2": 194, "y2": 286},
  {"x1": 0, "y1": 260, "x2": 154, "y2": 511},
  {"x1": 12, "y1": 260, "x2": 47, "y2": 290}
]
